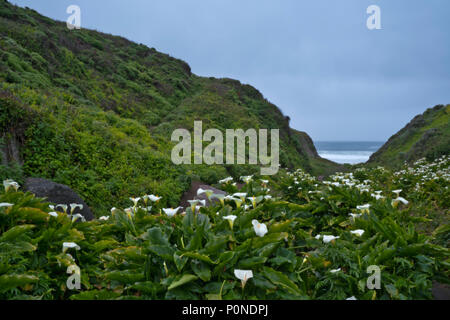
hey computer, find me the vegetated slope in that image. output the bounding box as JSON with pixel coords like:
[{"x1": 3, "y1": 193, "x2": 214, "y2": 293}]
[
  {"x1": 368, "y1": 104, "x2": 450, "y2": 167},
  {"x1": 0, "y1": 1, "x2": 338, "y2": 215}
]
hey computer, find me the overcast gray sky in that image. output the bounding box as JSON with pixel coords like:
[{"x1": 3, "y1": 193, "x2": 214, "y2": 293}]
[{"x1": 12, "y1": 0, "x2": 450, "y2": 141}]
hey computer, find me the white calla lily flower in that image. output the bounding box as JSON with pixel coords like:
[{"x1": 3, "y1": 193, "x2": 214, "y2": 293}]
[
  {"x1": 3, "y1": 179, "x2": 20, "y2": 192},
  {"x1": 163, "y1": 207, "x2": 181, "y2": 217},
  {"x1": 62, "y1": 242, "x2": 80, "y2": 253},
  {"x1": 247, "y1": 196, "x2": 263, "y2": 208},
  {"x1": 350, "y1": 229, "x2": 365, "y2": 236},
  {"x1": 219, "y1": 177, "x2": 233, "y2": 184},
  {"x1": 349, "y1": 213, "x2": 362, "y2": 220},
  {"x1": 56, "y1": 204, "x2": 68, "y2": 214},
  {"x1": 223, "y1": 215, "x2": 237, "y2": 229},
  {"x1": 48, "y1": 211, "x2": 58, "y2": 217},
  {"x1": 322, "y1": 235, "x2": 340, "y2": 243},
  {"x1": 252, "y1": 220, "x2": 268, "y2": 237},
  {"x1": 233, "y1": 193, "x2": 247, "y2": 202},
  {"x1": 130, "y1": 197, "x2": 141, "y2": 207},
  {"x1": 70, "y1": 203, "x2": 83, "y2": 214},
  {"x1": 148, "y1": 195, "x2": 162, "y2": 202},
  {"x1": 330, "y1": 268, "x2": 341, "y2": 273},
  {"x1": 211, "y1": 194, "x2": 225, "y2": 206},
  {"x1": 99, "y1": 216, "x2": 110, "y2": 221},
  {"x1": 392, "y1": 197, "x2": 409, "y2": 206},
  {"x1": 0, "y1": 202, "x2": 14, "y2": 208},
  {"x1": 197, "y1": 188, "x2": 214, "y2": 200},
  {"x1": 188, "y1": 200, "x2": 200, "y2": 213},
  {"x1": 234, "y1": 269, "x2": 253, "y2": 288},
  {"x1": 71, "y1": 213, "x2": 86, "y2": 223}
]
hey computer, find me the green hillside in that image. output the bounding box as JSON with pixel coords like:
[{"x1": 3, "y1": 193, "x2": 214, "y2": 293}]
[
  {"x1": 368, "y1": 104, "x2": 450, "y2": 167},
  {"x1": 0, "y1": 0, "x2": 338, "y2": 215}
]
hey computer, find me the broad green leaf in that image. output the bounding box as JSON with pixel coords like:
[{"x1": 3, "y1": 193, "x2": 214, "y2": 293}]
[
  {"x1": 181, "y1": 252, "x2": 217, "y2": 265},
  {"x1": 0, "y1": 274, "x2": 39, "y2": 293},
  {"x1": 0, "y1": 224, "x2": 35, "y2": 242},
  {"x1": 262, "y1": 267, "x2": 302, "y2": 295},
  {"x1": 168, "y1": 274, "x2": 198, "y2": 290}
]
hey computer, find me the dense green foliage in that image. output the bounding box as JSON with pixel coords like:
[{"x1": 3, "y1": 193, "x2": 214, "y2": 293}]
[
  {"x1": 0, "y1": 156, "x2": 448, "y2": 300},
  {"x1": 0, "y1": 1, "x2": 340, "y2": 216},
  {"x1": 369, "y1": 104, "x2": 450, "y2": 167}
]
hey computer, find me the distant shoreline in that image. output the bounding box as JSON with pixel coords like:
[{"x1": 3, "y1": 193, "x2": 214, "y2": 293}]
[{"x1": 314, "y1": 141, "x2": 384, "y2": 164}]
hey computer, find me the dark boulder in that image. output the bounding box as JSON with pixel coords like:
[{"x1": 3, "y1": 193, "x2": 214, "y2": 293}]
[
  {"x1": 432, "y1": 282, "x2": 450, "y2": 300},
  {"x1": 23, "y1": 178, "x2": 95, "y2": 221}
]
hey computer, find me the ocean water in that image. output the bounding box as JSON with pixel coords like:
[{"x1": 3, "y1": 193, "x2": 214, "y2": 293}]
[{"x1": 314, "y1": 141, "x2": 384, "y2": 164}]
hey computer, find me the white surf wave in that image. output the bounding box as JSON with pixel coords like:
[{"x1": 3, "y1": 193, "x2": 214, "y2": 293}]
[{"x1": 318, "y1": 151, "x2": 373, "y2": 164}]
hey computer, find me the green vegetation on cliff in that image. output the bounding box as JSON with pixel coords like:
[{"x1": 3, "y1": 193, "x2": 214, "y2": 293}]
[
  {"x1": 368, "y1": 104, "x2": 450, "y2": 167},
  {"x1": 0, "y1": 1, "x2": 337, "y2": 216}
]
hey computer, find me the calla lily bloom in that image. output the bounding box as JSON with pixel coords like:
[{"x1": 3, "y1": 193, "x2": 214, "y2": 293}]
[
  {"x1": 356, "y1": 204, "x2": 371, "y2": 213},
  {"x1": 188, "y1": 200, "x2": 200, "y2": 213},
  {"x1": 124, "y1": 208, "x2": 134, "y2": 218},
  {"x1": 197, "y1": 188, "x2": 214, "y2": 200},
  {"x1": 3, "y1": 179, "x2": 20, "y2": 192},
  {"x1": 72, "y1": 214, "x2": 86, "y2": 223},
  {"x1": 62, "y1": 242, "x2": 80, "y2": 253},
  {"x1": 392, "y1": 196, "x2": 409, "y2": 207},
  {"x1": 240, "y1": 176, "x2": 253, "y2": 184},
  {"x1": 70, "y1": 203, "x2": 83, "y2": 215},
  {"x1": 223, "y1": 215, "x2": 237, "y2": 229},
  {"x1": 317, "y1": 235, "x2": 340, "y2": 243},
  {"x1": 56, "y1": 204, "x2": 68, "y2": 214},
  {"x1": 163, "y1": 207, "x2": 181, "y2": 217},
  {"x1": 211, "y1": 194, "x2": 225, "y2": 206},
  {"x1": 234, "y1": 269, "x2": 253, "y2": 288},
  {"x1": 346, "y1": 296, "x2": 357, "y2": 300},
  {"x1": 252, "y1": 220, "x2": 268, "y2": 237},
  {"x1": 48, "y1": 211, "x2": 58, "y2": 217},
  {"x1": 224, "y1": 195, "x2": 235, "y2": 202},
  {"x1": 330, "y1": 268, "x2": 341, "y2": 273},
  {"x1": 219, "y1": 177, "x2": 233, "y2": 184},
  {"x1": 392, "y1": 189, "x2": 403, "y2": 197},
  {"x1": 247, "y1": 196, "x2": 263, "y2": 208},
  {"x1": 371, "y1": 193, "x2": 385, "y2": 200},
  {"x1": 349, "y1": 213, "x2": 362, "y2": 220},
  {"x1": 350, "y1": 229, "x2": 365, "y2": 236},
  {"x1": 0, "y1": 203, "x2": 14, "y2": 208},
  {"x1": 148, "y1": 195, "x2": 162, "y2": 202},
  {"x1": 232, "y1": 198, "x2": 243, "y2": 209},
  {"x1": 233, "y1": 193, "x2": 247, "y2": 202},
  {"x1": 194, "y1": 205, "x2": 202, "y2": 213},
  {"x1": 99, "y1": 216, "x2": 110, "y2": 221},
  {"x1": 130, "y1": 197, "x2": 141, "y2": 207}
]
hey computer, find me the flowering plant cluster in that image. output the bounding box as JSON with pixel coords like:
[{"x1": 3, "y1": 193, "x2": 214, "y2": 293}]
[{"x1": 0, "y1": 158, "x2": 448, "y2": 300}]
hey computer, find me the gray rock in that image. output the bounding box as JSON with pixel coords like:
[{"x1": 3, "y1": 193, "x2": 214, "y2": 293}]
[{"x1": 23, "y1": 178, "x2": 94, "y2": 221}]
